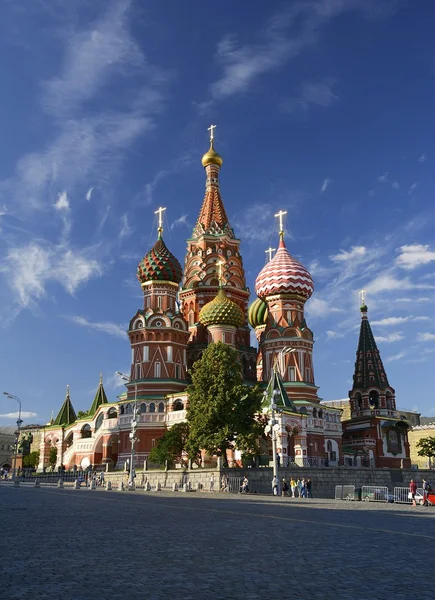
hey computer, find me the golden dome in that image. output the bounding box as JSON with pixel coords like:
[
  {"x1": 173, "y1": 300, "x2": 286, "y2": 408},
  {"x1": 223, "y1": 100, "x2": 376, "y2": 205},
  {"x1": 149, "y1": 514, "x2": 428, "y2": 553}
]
[{"x1": 201, "y1": 141, "x2": 223, "y2": 168}]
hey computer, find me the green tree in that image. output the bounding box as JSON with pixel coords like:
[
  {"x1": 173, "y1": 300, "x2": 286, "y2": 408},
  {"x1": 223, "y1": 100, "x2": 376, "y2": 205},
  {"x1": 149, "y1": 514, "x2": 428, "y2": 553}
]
[
  {"x1": 417, "y1": 436, "x2": 435, "y2": 466},
  {"x1": 149, "y1": 423, "x2": 190, "y2": 469},
  {"x1": 77, "y1": 410, "x2": 90, "y2": 419},
  {"x1": 186, "y1": 342, "x2": 262, "y2": 467},
  {"x1": 49, "y1": 446, "x2": 57, "y2": 468},
  {"x1": 23, "y1": 451, "x2": 40, "y2": 469}
]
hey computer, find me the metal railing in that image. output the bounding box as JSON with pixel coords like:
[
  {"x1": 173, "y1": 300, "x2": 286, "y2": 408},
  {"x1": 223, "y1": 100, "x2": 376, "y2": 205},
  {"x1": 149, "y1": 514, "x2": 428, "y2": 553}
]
[
  {"x1": 394, "y1": 486, "x2": 424, "y2": 504},
  {"x1": 335, "y1": 485, "x2": 358, "y2": 500},
  {"x1": 361, "y1": 485, "x2": 390, "y2": 502}
]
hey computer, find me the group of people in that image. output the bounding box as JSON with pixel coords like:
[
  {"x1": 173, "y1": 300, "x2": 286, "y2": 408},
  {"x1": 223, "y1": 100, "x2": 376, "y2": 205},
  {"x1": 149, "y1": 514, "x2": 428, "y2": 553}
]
[
  {"x1": 273, "y1": 476, "x2": 313, "y2": 497},
  {"x1": 409, "y1": 478, "x2": 432, "y2": 507}
]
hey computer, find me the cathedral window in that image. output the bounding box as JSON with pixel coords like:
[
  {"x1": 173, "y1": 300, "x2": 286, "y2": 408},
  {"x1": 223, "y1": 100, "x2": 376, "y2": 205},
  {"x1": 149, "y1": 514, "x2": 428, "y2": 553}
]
[
  {"x1": 95, "y1": 413, "x2": 104, "y2": 432},
  {"x1": 126, "y1": 404, "x2": 132, "y2": 414},
  {"x1": 140, "y1": 403, "x2": 147, "y2": 413},
  {"x1": 154, "y1": 362, "x2": 161, "y2": 378},
  {"x1": 305, "y1": 367, "x2": 311, "y2": 382},
  {"x1": 288, "y1": 367, "x2": 296, "y2": 382},
  {"x1": 318, "y1": 409, "x2": 323, "y2": 419},
  {"x1": 157, "y1": 296, "x2": 162, "y2": 309},
  {"x1": 175, "y1": 364, "x2": 181, "y2": 379},
  {"x1": 135, "y1": 363, "x2": 142, "y2": 379},
  {"x1": 149, "y1": 403, "x2": 156, "y2": 413},
  {"x1": 81, "y1": 424, "x2": 92, "y2": 439},
  {"x1": 158, "y1": 402, "x2": 165, "y2": 413},
  {"x1": 174, "y1": 399, "x2": 184, "y2": 411},
  {"x1": 143, "y1": 346, "x2": 149, "y2": 362},
  {"x1": 167, "y1": 346, "x2": 173, "y2": 362}
]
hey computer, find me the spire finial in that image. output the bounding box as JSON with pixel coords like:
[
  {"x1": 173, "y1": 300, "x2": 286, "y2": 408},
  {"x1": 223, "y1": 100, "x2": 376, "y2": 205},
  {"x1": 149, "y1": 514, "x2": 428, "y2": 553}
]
[
  {"x1": 154, "y1": 206, "x2": 166, "y2": 237},
  {"x1": 216, "y1": 260, "x2": 225, "y2": 287},
  {"x1": 274, "y1": 210, "x2": 287, "y2": 239},
  {"x1": 265, "y1": 247, "x2": 276, "y2": 262},
  {"x1": 99, "y1": 372, "x2": 103, "y2": 385},
  {"x1": 208, "y1": 124, "x2": 216, "y2": 142},
  {"x1": 66, "y1": 384, "x2": 70, "y2": 397}
]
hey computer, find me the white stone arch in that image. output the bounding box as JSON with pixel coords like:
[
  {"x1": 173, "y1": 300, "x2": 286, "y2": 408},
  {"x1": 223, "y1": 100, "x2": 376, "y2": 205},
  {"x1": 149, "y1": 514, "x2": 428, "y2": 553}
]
[
  {"x1": 132, "y1": 316, "x2": 145, "y2": 330},
  {"x1": 148, "y1": 315, "x2": 171, "y2": 328}
]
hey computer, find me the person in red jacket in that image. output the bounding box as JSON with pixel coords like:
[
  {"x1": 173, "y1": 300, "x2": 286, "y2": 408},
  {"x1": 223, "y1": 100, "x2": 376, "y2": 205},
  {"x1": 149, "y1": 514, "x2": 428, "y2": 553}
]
[{"x1": 409, "y1": 479, "x2": 418, "y2": 507}]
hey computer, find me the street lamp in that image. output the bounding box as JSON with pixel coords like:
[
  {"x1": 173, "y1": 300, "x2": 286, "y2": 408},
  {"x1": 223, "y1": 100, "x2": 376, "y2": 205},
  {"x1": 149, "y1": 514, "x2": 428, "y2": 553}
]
[
  {"x1": 3, "y1": 392, "x2": 23, "y2": 481},
  {"x1": 116, "y1": 372, "x2": 138, "y2": 490},
  {"x1": 263, "y1": 388, "x2": 281, "y2": 481}
]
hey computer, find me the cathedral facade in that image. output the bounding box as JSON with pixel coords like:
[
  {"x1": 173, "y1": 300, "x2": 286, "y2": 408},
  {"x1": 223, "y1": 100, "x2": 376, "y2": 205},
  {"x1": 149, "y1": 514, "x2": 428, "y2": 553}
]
[{"x1": 37, "y1": 129, "x2": 389, "y2": 472}]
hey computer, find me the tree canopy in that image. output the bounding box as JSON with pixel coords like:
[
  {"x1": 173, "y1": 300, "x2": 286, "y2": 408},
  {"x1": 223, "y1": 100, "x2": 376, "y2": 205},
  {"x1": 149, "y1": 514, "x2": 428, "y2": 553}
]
[
  {"x1": 417, "y1": 436, "x2": 435, "y2": 460},
  {"x1": 149, "y1": 423, "x2": 189, "y2": 469},
  {"x1": 186, "y1": 342, "x2": 262, "y2": 467}
]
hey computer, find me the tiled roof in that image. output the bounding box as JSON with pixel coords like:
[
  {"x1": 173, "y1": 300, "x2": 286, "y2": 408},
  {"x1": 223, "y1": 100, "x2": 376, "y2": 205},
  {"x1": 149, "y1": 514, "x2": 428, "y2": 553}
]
[{"x1": 195, "y1": 186, "x2": 229, "y2": 234}]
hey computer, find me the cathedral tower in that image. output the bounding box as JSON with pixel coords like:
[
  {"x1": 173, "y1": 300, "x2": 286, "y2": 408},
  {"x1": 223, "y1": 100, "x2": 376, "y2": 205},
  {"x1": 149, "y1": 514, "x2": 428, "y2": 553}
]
[
  {"x1": 179, "y1": 126, "x2": 256, "y2": 378},
  {"x1": 252, "y1": 212, "x2": 319, "y2": 403}
]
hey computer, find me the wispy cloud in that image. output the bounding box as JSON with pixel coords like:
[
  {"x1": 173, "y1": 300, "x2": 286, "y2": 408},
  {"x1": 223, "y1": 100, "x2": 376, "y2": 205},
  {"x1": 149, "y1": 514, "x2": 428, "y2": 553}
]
[
  {"x1": 140, "y1": 152, "x2": 194, "y2": 206},
  {"x1": 204, "y1": 0, "x2": 394, "y2": 106},
  {"x1": 371, "y1": 316, "x2": 429, "y2": 326},
  {"x1": 85, "y1": 187, "x2": 94, "y2": 202},
  {"x1": 330, "y1": 246, "x2": 367, "y2": 263},
  {"x1": 417, "y1": 332, "x2": 435, "y2": 342},
  {"x1": 408, "y1": 182, "x2": 418, "y2": 195},
  {"x1": 54, "y1": 190, "x2": 70, "y2": 211},
  {"x1": 282, "y1": 78, "x2": 339, "y2": 113},
  {"x1": 419, "y1": 154, "x2": 426, "y2": 163},
  {"x1": 305, "y1": 297, "x2": 343, "y2": 319},
  {"x1": 119, "y1": 214, "x2": 131, "y2": 239},
  {"x1": 326, "y1": 330, "x2": 345, "y2": 339},
  {"x1": 377, "y1": 171, "x2": 389, "y2": 183},
  {"x1": 375, "y1": 332, "x2": 405, "y2": 343},
  {"x1": 106, "y1": 370, "x2": 129, "y2": 389},
  {"x1": 321, "y1": 178, "x2": 332, "y2": 194},
  {"x1": 67, "y1": 316, "x2": 126, "y2": 338},
  {"x1": 170, "y1": 214, "x2": 190, "y2": 230},
  {"x1": 0, "y1": 411, "x2": 38, "y2": 419},
  {"x1": 365, "y1": 273, "x2": 435, "y2": 295},
  {"x1": 396, "y1": 244, "x2": 435, "y2": 270},
  {"x1": 386, "y1": 351, "x2": 406, "y2": 363}
]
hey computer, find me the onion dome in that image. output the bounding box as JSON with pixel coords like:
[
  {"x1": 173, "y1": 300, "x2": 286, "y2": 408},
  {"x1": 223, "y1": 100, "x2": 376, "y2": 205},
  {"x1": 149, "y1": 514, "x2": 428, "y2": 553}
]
[
  {"x1": 199, "y1": 288, "x2": 244, "y2": 328},
  {"x1": 255, "y1": 237, "x2": 314, "y2": 301},
  {"x1": 137, "y1": 234, "x2": 182, "y2": 284},
  {"x1": 201, "y1": 141, "x2": 223, "y2": 168},
  {"x1": 248, "y1": 298, "x2": 268, "y2": 328}
]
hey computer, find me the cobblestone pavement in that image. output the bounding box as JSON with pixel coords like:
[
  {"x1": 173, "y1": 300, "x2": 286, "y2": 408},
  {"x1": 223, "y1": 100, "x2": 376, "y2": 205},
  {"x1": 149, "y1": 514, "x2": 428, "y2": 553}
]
[{"x1": 1, "y1": 486, "x2": 434, "y2": 600}]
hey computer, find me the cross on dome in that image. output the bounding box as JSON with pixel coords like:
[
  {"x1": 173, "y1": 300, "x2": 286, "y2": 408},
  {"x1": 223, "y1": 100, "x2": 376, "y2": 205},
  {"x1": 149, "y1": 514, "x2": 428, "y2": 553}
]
[
  {"x1": 265, "y1": 247, "x2": 276, "y2": 262},
  {"x1": 208, "y1": 124, "x2": 216, "y2": 142},
  {"x1": 359, "y1": 289, "x2": 366, "y2": 305},
  {"x1": 155, "y1": 206, "x2": 166, "y2": 236},
  {"x1": 274, "y1": 210, "x2": 287, "y2": 237},
  {"x1": 216, "y1": 260, "x2": 225, "y2": 286}
]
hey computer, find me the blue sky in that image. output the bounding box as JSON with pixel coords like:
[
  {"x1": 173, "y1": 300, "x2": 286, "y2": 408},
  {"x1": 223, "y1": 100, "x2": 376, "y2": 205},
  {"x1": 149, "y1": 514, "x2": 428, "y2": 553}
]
[{"x1": 1, "y1": 0, "x2": 435, "y2": 424}]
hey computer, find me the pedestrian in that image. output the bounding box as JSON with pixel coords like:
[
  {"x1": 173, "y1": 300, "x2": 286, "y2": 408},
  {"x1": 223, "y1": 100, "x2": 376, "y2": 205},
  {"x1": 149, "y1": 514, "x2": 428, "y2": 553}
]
[
  {"x1": 272, "y1": 475, "x2": 279, "y2": 496},
  {"x1": 282, "y1": 478, "x2": 289, "y2": 497},
  {"x1": 306, "y1": 478, "x2": 313, "y2": 498},
  {"x1": 290, "y1": 477, "x2": 296, "y2": 498},
  {"x1": 409, "y1": 479, "x2": 417, "y2": 507},
  {"x1": 221, "y1": 474, "x2": 229, "y2": 492},
  {"x1": 422, "y1": 479, "x2": 431, "y2": 506},
  {"x1": 209, "y1": 474, "x2": 215, "y2": 492},
  {"x1": 240, "y1": 477, "x2": 249, "y2": 493},
  {"x1": 297, "y1": 478, "x2": 302, "y2": 497},
  {"x1": 301, "y1": 478, "x2": 307, "y2": 498}
]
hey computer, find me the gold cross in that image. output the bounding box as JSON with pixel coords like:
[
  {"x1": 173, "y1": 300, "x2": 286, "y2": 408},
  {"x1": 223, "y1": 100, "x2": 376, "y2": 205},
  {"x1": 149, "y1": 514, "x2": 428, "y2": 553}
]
[
  {"x1": 154, "y1": 206, "x2": 166, "y2": 234},
  {"x1": 216, "y1": 260, "x2": 225, "y2": 286},
  {"x1": 208, "y1": 124, "x2": 216, "y2": 142},
  {"x1": 274, "y1": 210, "x2": 287, "y2": 235},
  {"x1": 265, "y1": 247, "x2": 276, "y2": 262}
]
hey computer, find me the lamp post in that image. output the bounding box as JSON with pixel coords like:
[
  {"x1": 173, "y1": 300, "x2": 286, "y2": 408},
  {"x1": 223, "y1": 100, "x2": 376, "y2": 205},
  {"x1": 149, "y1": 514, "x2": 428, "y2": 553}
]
[
  {"x1": 116, "y1": 372, "x2": 138, "y2": 490},
  {"x1": 3, "y1": 392, "x2": 23, "y2": 481},
  {"x1": 263, "y1": 389, "x2": 280, "y2": 480}
]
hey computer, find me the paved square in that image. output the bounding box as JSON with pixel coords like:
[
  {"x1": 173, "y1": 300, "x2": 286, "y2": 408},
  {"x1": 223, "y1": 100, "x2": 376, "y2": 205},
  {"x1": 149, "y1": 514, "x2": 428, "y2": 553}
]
[{"x1": 1, "y1": 486, "x2": 434, "y2": 600}]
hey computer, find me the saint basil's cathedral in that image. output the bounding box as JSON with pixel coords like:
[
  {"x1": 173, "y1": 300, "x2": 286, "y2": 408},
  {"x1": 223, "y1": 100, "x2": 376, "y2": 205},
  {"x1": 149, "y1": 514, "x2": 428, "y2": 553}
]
[{"x1": 36, "y1": 129, "x2": 411, "y2": 473}]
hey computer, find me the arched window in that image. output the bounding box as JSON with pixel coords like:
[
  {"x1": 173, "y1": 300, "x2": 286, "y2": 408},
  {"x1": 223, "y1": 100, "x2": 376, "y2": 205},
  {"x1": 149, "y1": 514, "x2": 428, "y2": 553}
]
[
  {"x1": 355, "y1": 393, "x2": 363, "y2": 410},
  {"x1": 95, "y1": 413, "x2": 104, "y2": 432},
  {"x1": 158, "y1": 402, "x2": 165, "y2": 413},
  {"x1": 107, "y1": 407, "x2": 118, "y2": 419},
  {"x1": 125, "y1": 404, "x2": 132, "y2": 414},
  {"x1": 312, "y1": 408, "x2": 317, "y2": 418},
  {"x1": 149, "y1": 402, "x2": 155, "y2": 413},
  {"x1": 299, "y1": 406, "x2": 307, "y2": 414},
  {"x1": 120, "y1": 405, "x2": 125, "y2": 415},
  {"x1": 369, "y1": 390, "x2": 379, "y2": 409},
  {"x1": 386, "y1": 392, "x2": 393, "y2": 410},
  {"x1": 81, "y1": 424, "x2": 92, "y2": 439},
  {"x1": 174, "y1": 399, "x2": 184, "y2": 411},
  {"x1": 318, "y1": 409, "x2": 323, "y2": 419},
  {"x1": 140, "y1": 403, "x2": 147, "y2": 413},
  {"x1": 327, "y1": 440, "x2": 333, "y2": 452}
]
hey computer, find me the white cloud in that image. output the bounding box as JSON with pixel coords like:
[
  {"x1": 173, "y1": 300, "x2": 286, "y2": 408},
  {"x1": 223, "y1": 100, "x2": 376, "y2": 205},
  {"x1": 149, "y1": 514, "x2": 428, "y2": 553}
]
[
  {"x1": 365, "y1": 273, "x2": 435, "y2": 294},
  {"x1": 396, "y1": 244, "x2": 435, "y2": 270},
  {"x1": 408, "y1": 182, "x2": 418, "y2": 195},
  {"x1": 386, "y1": 351, "x2": 406, "y2": 363},
  {"x1": 419, "y1": 154, "x2": 426, "y2": 163},
  {"x1": 417, "y1": 332, "x2": 435, "y2": 342},
  {"x1": 330, "y1": 246, "x2": 366, "y2": 262},
  {"x1": 326, "y1": 330, "x2": 344, "y2": 339},
  {"x1": 119, "y1": 214, "x2": 131, "y2": 239},
  {"x1": 395, "y1": 297, "x2": 430, "y2": 303},
  {"x1": 0, "y1": 411, "x2": 38, "y2": 419},
  {"x1": 106, "y1": 370, "x2": 129, "y2": 389},
  {"x1": 392, "y1": 181, "x2": 400, "y2": 190},
  {"x1": 54, "y1": 190, "x2": 69, "y2": 211},
  {"x1": 305, "y1": 297, "x2": 342, "y2": 319},
  {"x1": 0, "y1": 205, "x2": 7, "y2": 216},
  {"x1": 375, "y1": 332, "x2": 405, "y2": 343},
  {"x1": 68, "y1": 316, "x2": 126, "y2": 338},
  {"x1": 170, "y1": 214, "x2": 189, "y2": 230},
  {"x1": 321, "y1": 178, "x2": 332, "y2": 194},
  {"x1": 85, "y1": 187, "x2": 94, "y2": 201},
  {"x1": 0, "y1": 242, "x2": 101, "y2": 308},
  {"x1": 377, "y1": 171, "x2": 389, "y2": 183},
  {"x1": 282, "y1": 78, "x2": 339, "y2": 113},
  {"x1": 371, "y1": 316, "x2": 429, "y2": 326}
]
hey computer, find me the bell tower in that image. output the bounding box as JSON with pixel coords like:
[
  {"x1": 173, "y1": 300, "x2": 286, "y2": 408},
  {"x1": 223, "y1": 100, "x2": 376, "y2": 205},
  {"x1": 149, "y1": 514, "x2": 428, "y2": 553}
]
[{"x1": 179, "y1": 126, "x2": 256, "y2": 378}]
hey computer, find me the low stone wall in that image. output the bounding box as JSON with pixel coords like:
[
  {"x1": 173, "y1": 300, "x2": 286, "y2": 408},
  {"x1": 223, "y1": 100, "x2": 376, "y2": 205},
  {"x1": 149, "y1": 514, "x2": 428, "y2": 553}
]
[{"x1": 104, "y1": 468, "x2": 219, "y2": 491}]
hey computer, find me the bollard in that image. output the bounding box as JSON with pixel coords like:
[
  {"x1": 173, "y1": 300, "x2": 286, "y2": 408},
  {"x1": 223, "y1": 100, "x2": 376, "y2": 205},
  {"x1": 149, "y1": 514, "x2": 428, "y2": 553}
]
[
  {"x1": 57, "y1": 479, "x2": 64, "y2": 488},
  {"x1": 13, "y1": 480, "x2": 20, "y2": 488},
  {"x1": 173, "y1": 483, "x2": 178, "y2": 492},
  {"x1": 106, "y1": 481, "x2": 112, "y2": 491},
  {"x1": 90, "y1": 479, "x2": 96, "y2": 490},
  {"x1": 183, "y1": 483, "x2": 188, "y2": 492},
  {"x1": 156, "y1": 482, "x2": 161, "y2": 491},
  {"x1": 120, "y1": 481, "x2": 125, "y2": 491},
  {"x1": 188, "y1": 481, "x2": 192, "y2": 491},
  {"x1": 73, "y1": 479, "x2": 80, "y2": 489},
  {"x1": 34, "y1": 479, "x2": 40, "y2": 488},
  {"x1": 145, "y1": 481, "x2": 151, "y2": 492}
]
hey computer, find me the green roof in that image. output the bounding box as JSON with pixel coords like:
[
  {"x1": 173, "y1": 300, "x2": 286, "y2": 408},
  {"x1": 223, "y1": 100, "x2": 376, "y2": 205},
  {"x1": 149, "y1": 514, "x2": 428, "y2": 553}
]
[
  {"x1": 88, "y1": 374, "x2": 109, "y2": 416},
  {"x1": 352, "y1": 304, "x2": 390, "y2": 391},
  {"x1": 262, "y1": 366, "x2": 297, "y2": 412},
  {"x1": 53, "y1": 386, "x2": 77, "y2": 426}
]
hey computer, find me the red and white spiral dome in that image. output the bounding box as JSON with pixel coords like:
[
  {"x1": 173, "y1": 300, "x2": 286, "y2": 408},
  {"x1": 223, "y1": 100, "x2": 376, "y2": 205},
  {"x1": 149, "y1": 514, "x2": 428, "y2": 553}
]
[{"x1": 255, "y1": 237, "x2": 314, "y2": 301}]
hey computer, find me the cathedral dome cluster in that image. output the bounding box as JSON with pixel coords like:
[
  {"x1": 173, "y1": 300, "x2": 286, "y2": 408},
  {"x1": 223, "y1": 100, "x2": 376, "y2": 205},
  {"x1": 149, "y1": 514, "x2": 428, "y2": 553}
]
[
  {"x1": 199, "y1": 288, "x2": 245, "y2": 328},
  {"x1": 137, "y1": 234, "x2": 183, "y2": 285},
  {"x1": 255, "y1": 238, "x2": 314, "y2": 301}
]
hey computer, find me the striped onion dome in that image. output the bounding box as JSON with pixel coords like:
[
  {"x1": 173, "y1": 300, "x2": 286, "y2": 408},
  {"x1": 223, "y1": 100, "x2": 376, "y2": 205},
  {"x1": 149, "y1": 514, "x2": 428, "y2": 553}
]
[
  {"x1": 255, "y1": 237, "x2": 314, "y2": 301},
  {"x1": 137, "y1": 234, "x2": 182, "y2": 285},
  {"x1": 199, "y1": 288, "x2": 245, "y2": 328},
  {"x1": 248, "y1": 298, "x2": 268, "y2": 328}
]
